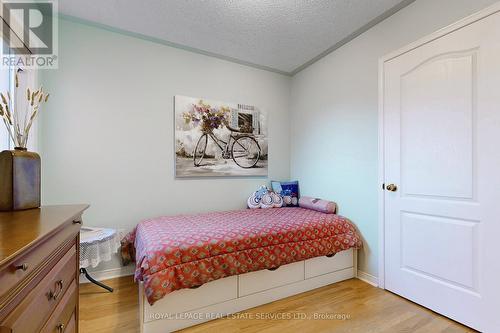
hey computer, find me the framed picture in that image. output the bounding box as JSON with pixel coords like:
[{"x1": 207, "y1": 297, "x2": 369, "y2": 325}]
[{"x1": 175, "y1": 95, "x2": 268, "y2": 177}]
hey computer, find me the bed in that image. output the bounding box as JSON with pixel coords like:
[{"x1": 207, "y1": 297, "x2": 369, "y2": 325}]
[{"x1": 124, "y1": 207, "x2": 362, "y2": 332}]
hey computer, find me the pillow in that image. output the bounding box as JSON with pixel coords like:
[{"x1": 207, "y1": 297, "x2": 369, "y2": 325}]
[
  {"x1": 247, "y1": 185, "x2": 283, "y2": 209},
  {"x1": 299, "y1": 196, "x2": 337, "y2": 214},
  {"x1": 260, "y1": 191, "x2": 283, "y2": 209},
  {"x1": 271, "y1": 180, "x2": 300, "y2": 207}
]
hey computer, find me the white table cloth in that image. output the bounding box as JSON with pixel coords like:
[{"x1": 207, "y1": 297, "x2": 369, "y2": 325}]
[{"x1": 79, "y1": 227, "x2": 120, "y2": 269}]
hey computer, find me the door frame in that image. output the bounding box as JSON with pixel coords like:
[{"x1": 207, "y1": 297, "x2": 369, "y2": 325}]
[{"x1": 377, "y1": 1, "x2": 500, "y2": 289}]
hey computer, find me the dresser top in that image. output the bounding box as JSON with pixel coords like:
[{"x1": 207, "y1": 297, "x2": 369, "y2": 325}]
[{"x1": 0, "y1": 205, "x2": 89, "y2": 265}]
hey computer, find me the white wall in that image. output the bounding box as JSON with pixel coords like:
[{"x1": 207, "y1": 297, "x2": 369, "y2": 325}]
[
  {"x1": 39, "y1": 19, "x2": 291, "y2": 268},
  {"x1": 0, "y1": 68, "x2": 11, "y2": 151},
  {"x1": 290, "y1": 0, "x2": 498, "y2": 279}
]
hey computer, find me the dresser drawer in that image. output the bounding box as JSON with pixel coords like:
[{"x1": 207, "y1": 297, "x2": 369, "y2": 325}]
[
  {"x1": 41, "y1": 280, "x2": 77, "y2": 333},
  {"x1": 0, "y1": 245, "x2": 77, "y2": 332},
  {"x1": 62, "y1": 312, "x2": 76, "y2": 333},
  {"x1": 0, "y1": 221, "x2": 80, "y2": 302}
]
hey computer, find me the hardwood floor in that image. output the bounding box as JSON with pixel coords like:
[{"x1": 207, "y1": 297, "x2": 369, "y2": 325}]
[{"x1": 79, "y1": 276, "x2": 474, "y2": 333}]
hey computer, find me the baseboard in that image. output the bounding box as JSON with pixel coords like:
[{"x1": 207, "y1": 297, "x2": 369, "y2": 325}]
[
  {"x1": 80, "y1": 265, "x2": 135, "y2": 284},
  {"x1": 356, "y1": 270, "x2": 378, "y2": 287}
]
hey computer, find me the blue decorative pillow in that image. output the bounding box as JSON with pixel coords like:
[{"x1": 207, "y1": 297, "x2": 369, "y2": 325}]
[{"x1": 271, "y1": 180, "x2": 300, "y2": 207}]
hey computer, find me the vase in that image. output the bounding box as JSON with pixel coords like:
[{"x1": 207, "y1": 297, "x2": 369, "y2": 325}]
[{"x1": 0, "y1": 147, "x2": 41, "y2": 211}]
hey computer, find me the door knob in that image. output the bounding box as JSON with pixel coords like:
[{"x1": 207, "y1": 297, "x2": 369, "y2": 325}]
[{"x1": 386, "y1": 184, "x2": 398, "y2": 192}]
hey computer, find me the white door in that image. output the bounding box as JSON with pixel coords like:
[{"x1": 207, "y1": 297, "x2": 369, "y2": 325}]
[{"x1": 382, "y1": 7, "x2": 500, "y2": 332}]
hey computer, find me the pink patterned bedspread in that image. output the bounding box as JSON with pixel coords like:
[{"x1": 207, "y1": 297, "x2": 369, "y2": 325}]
[{"x1": 126, "y1": 207, "x2": 362, "y2": 305}]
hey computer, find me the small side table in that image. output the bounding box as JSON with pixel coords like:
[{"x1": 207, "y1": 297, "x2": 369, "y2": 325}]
[{"x1": 80, "y1": 227, "x2": 120, "y2": 292}]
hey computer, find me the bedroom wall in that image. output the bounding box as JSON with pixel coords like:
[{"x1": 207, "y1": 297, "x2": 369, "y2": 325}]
[
  {"x1": 289, "y1": 0, "x2": 498, "y2": 281},
  {"x1": 39, "y1": 19, "x2": 291, "y2": 273}
]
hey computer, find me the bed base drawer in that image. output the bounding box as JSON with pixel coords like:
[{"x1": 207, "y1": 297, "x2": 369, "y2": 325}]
[
  {"x1": 305, "y1": 248, "x2": 354, "y2": 279},
  {"x1": 143, "y1": 275, "x2": 238, "y2": 323},
  {"x1": 238, "y1": 261, "x2": 304, "y2": 297},
  {"x1": 141, "y1": 257, "x2": 356, "y2": 333}
]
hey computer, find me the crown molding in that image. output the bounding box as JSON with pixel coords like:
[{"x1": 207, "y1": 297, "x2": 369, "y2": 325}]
[{"x1": 59, "y1": 0, "x2": 416, "y2": 77}]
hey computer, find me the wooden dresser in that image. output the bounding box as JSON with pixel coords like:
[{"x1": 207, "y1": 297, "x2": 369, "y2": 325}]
[{"x1": 0, "y1": 205, "x2": 88, "y2": 333}]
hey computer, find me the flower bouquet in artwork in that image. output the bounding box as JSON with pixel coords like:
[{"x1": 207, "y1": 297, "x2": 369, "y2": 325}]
[
  {"x1": 0, "y1": 69, "x2": 50, "y2": 211},
  {"x1": 183, "y1": 100, "x2": 230, "y2": 133}
]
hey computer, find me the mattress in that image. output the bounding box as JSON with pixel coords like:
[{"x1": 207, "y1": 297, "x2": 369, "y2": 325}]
[{"x1": 126, "y1": 207, "x2": 362, "y2": 305}]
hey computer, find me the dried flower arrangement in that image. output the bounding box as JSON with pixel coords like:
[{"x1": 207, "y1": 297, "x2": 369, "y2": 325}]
[
  {"x1": 0, "y1": 70, "x2": 49, "y2": 149},
  {"x1": 183, "y1": 100, "x2": 230, "y2": 133}
]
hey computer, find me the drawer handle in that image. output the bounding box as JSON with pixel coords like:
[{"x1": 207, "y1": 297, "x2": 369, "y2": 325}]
[
  {"x1": 15, "y1": 263, "x2": 29, "y2": 271},
  {"x1": 326, "y1": 253, "x2": 336, "y2": 258},
  {"x1": 73, "y1": 220, "x2": 82, "y2": 224},
  {"x1": 189, "y1": 285, "x2": 201, "y2": 289},
  {"x1": 57, "y1": 323, "x2": 65, "y2": 333},
  {"x1": 48, "y1": 280, "x2": 64, "y2": 300},
  {"x1": 267, "y1": 266, "x2": 280, "y2": 271}
]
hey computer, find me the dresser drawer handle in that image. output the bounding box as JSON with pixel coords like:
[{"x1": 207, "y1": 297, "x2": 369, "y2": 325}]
[
  {"x1": 48, "y1": 280, "x2": 64, "y2": 300},
  {"x1": 326, "y1": 253, "x2": 336, "y2": 258},
  {"x1": 267, "y1": 266, "x2": 280, "y2": 271},
  {"x1": 15, "y1": 263, "x2": 29, "y2": 271},
  {"x1": 57, "y1": 323, "x2": 65, "y2": 333}
]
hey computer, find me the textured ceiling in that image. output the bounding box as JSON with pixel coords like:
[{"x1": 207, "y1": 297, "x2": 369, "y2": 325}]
[{"x1": 58, "y1": 0, "x2": 411, "y2": 75}]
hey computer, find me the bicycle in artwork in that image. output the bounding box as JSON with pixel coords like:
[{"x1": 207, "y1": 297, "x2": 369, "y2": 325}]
[
  {"x1": 182, "y1": 100, "x2": 261, "y2": 169},
  {"x1": 193, "y1": 125, "x2": 261, "y2": 169}
]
